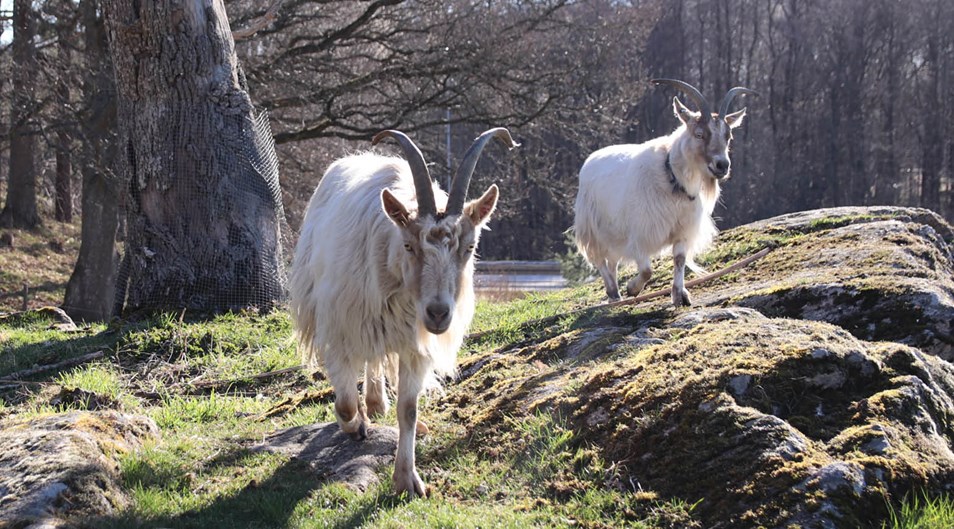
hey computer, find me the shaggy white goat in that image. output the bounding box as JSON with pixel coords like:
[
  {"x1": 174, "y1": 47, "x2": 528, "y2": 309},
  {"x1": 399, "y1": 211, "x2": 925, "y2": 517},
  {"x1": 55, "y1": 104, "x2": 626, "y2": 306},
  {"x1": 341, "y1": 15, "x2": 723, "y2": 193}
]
[
  {"x1": 289, "y1": 128, "x2": 516, "y2": 497},
  {"x1": 574, "y1": 79, "x2": 755, "y2": 306}
]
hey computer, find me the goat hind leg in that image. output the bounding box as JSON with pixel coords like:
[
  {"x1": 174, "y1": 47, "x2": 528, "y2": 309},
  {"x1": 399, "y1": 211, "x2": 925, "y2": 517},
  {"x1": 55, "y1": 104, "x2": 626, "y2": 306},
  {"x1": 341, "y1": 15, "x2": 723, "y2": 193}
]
[
  {"x1": 625, "y1": 256, "x2": 652, "y2": 297},
  {"x1": 596, "y1": 258, "x2": 621, "y2": 301},
  {"x1": 365, "y1": 357, "x2": 389, "y2": 419}
]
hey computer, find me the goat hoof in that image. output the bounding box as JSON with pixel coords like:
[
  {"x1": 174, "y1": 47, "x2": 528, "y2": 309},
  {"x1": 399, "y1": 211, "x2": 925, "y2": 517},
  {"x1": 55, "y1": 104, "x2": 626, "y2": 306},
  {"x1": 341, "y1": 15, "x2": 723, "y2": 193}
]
[
  {"x1": 349, "y1": 421, "x2": 368, "y2": 441},
  {"x1": 416, "y1": 419, "x2": 429, "y2": 437},
  {"x1": 394, "y1": 468, "x2": 427, "y2": 498},
  {"x1": 672, "y1": 289, "x2": 692, "y2": 307}
]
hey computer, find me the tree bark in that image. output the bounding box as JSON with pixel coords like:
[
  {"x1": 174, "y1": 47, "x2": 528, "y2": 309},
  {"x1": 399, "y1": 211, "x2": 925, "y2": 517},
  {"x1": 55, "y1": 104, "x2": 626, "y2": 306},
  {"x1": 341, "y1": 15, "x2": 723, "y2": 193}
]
[
  {"x1": 1, "y1": 0, "x2": 40, "y2": 229},
  {"x1": 102, "y1": 0, "x2": 285, "y2": 315},
  {"x1": 54, "y1": 5, "x2": 75, "y2": 223},
  {"x1": 920, "y1": 11, "x2": 942, "y2": 213},
  {"x1": 64, "y1": 0, "x2": 121, "y2": 322}
]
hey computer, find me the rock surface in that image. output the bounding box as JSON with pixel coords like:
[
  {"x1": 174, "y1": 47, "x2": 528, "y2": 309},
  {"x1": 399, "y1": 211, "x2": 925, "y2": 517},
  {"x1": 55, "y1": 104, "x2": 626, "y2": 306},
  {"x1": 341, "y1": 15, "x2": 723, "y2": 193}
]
[
  {"x1": 0, "y1": 411, "x2": 159, "y2": 528},
  {"x1": 255, "y1": 422, "x2": 399, "y2": 492},
  {"x1": 707, "y1": 207, "x2": 954, "y2": 359},
  {"x1": 442, "y1": 206, "x2": 954, "y2": 528}
]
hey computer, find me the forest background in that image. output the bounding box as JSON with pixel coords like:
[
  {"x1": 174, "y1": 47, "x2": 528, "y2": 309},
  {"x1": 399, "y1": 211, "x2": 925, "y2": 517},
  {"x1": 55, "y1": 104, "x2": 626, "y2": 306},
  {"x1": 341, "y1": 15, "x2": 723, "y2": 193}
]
[{"x1": 0, "y1": 0, "x2": 951, "y2": 273}]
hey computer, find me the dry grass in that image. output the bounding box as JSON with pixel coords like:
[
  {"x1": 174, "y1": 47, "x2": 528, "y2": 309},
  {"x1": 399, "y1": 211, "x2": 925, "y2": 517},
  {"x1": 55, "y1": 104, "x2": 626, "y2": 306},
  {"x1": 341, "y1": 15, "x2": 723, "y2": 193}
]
[{"x1": 0, "y1": 221, "x2": 81, "y2": 314}]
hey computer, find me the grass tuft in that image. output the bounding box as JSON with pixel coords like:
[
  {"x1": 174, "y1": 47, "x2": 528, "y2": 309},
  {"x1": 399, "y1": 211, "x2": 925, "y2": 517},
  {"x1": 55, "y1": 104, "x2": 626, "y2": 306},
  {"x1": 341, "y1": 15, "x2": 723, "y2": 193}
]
[{"x1": 885, "y1": 492, "x2": 954, "y2": 529}]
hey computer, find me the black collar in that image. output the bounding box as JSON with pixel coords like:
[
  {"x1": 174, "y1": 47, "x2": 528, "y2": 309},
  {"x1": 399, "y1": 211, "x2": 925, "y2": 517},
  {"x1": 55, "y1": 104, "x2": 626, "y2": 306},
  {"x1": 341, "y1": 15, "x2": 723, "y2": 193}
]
[{"x1": 665, "y1": 152, "x2": 695, "y2": 201}]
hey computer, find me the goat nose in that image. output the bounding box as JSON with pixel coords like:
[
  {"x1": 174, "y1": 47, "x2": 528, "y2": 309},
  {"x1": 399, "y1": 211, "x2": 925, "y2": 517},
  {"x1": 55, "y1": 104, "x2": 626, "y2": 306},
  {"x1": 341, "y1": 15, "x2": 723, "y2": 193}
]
[
  {"x1": 715, "y1": 160, "x2": 729, "y2": 173},
  {"x1": 426, "y1": 303, "x2": 450, "y2": 326}
]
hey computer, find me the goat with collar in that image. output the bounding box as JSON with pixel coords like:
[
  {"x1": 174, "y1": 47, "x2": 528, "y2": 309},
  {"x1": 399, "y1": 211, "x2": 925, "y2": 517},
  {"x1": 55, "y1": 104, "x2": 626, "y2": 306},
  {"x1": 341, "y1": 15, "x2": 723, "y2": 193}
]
[{"x1": 573, "y1": 79, "x2": 756, "y2": 306}]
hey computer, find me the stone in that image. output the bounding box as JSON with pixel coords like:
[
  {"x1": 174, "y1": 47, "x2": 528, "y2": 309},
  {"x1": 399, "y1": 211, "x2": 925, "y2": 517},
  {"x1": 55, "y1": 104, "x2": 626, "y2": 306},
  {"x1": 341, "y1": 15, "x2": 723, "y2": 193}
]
[
  {"x1": 709, "y1": 207, "x2": 954, "y2": 359},
  {"x1": 0, "y1": 411, "x2": 159, "y2": 528},
  {"x1": 255, "y1": 422, "x2": 398, "y2": 492},
  {"x1": 439, "y1": 205, "x2": 954, "y2": 527}
]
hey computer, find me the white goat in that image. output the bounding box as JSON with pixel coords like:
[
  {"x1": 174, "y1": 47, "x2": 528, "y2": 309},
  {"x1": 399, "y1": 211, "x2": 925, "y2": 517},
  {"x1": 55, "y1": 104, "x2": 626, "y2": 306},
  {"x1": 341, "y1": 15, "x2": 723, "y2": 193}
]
[
  {"x1": 574, "y1": 79, "x2": 755, "y2": 306},
  {"x1": 289, "y1": 128, "x2": 516, "y2": 497}
]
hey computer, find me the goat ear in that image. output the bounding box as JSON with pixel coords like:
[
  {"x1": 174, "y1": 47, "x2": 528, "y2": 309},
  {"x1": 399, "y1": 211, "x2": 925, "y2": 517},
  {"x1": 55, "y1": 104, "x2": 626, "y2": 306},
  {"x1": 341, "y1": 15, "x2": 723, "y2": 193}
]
[
  {"x1": 464, "y1": 184, "x2": 499, "y2": 227},
  {"x1": 381, "y1": 189, "x2": 412, "y2": 227},
  {"x1": 672, "y1": 96, "x2": 695, "y2": 125},
  {"x1": 725, "y1": 107, "x2": 746, "y2": 129}
]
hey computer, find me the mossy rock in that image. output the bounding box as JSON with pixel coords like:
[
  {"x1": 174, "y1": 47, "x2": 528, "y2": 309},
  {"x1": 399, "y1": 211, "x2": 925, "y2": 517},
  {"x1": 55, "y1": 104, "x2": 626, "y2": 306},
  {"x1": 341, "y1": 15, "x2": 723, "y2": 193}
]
[
  {"x1": 440, "y1": 206, "x2": 954, "y2": 528},
  {"x1": 446, "y1": 307, "x2": 954, "y2": 528},
  {"x1": 0, "y1": 411, "x2": 159, "y2": 527},
  {"x1": 694, "y1": 206, "x2": 954, "y2": 360}
]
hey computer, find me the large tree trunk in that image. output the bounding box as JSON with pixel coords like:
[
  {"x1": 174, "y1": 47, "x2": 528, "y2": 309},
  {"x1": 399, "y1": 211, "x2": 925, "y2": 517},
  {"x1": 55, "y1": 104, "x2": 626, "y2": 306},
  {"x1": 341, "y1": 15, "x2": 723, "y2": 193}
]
[
  {"x1": 1, "y1": 0, "x2": 40, "y2": 229},
  {"x1": 102, "y1": 0, "x2": 285, "y2": 315},
  {"x1": 64, "y1": 0, "x2": 120, "y2": 322}
]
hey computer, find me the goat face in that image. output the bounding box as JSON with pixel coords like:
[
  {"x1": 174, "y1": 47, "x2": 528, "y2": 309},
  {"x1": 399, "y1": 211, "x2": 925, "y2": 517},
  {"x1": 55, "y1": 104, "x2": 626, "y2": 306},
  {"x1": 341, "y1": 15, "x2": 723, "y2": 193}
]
[
  {"x1": 381, "y1": 185, "x2": 498, "y2": 334},
  {"x1": 673, "y1": 97, "x2": 747, "y2": 180}
]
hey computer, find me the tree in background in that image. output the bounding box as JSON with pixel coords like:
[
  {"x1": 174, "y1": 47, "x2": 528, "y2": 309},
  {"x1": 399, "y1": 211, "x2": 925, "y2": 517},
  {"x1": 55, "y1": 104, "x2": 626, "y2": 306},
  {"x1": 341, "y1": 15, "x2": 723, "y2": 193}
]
[
  {"x1": 51, "y1": 0, "x2": 75, "y2": 223},
  {"x1": 63, "y1": 0, "x2": 120, "y2": 322},
  {"x1": 1, "y1": 0, "x2": 40, "y2": 229},
  {"x1": 1, "y1": 0, "x2": 953, "y2": 316},
  {"x1": 634, "y1": 0, "x2": 954, "y2": 230},
  {"x1": 101, "y1": 0, "x2": 285, "y2": 315},
  {"x1": 225, "y1": 0, "x2": 660, "y2": 259}
]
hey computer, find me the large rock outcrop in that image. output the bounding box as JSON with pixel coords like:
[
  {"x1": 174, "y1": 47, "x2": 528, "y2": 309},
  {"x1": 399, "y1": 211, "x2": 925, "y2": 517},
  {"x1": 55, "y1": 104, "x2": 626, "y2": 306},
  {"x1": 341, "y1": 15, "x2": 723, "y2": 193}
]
[
  {"x1": 0, "y1": 411, "x2": 159, "y2": 528},
  {"x1": 708, "y1": 207, "x2": 954, "y2": 359},
  {"x1": 442, "y1": 206, "x2": 954, "y2": 528}
]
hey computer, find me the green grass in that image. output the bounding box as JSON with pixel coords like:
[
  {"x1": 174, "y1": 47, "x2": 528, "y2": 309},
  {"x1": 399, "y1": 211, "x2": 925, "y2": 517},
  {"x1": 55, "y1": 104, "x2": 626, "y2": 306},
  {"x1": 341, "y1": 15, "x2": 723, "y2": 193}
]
[
  {"x1": 2, "y1": 251, "x2": 950, "y2": 528},
  {"x1": 0, "y1": 318, "x2": 111, "y2": 378},
  {"x1": 56, "y1": 364, "x2": 125, "y2": 398},
  {"x1": 885, "y1": 492, "x2": 954, "y2": 529},
  {"x1": 2, "y1": 304, "x2": 704, "y2": 528}
]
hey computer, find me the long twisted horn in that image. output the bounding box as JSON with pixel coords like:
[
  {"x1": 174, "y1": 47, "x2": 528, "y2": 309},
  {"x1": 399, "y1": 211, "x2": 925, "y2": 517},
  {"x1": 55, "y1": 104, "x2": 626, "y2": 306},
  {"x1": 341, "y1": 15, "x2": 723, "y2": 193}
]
[
  {"x1": 718, "y1": 86, "x2": 759, "y2": 120},
  {"x1": 446, "y1": 128, "x2": 518, "y2": 216},
  {"x1": 651, "y1": 78, "x2": 713, "y2": 122},
  {"x1": 372, "y1": 130, "x2": 437, "y2": 219}
]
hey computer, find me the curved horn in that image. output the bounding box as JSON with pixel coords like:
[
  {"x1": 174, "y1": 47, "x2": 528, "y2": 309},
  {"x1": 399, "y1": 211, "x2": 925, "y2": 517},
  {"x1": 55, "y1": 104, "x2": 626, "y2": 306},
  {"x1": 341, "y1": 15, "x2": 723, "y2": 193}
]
[
  {"x1": 719, "y1": 87, "x2": 759, "y2": 119},
  {"x1": 651, "y1": 78, "x2": 712, "y2": 122},
  {"x1": 446, "y1": 128, "x2": 518, "y2": 216},
  {"x1": 372, "y1": 130, "x2": 437, "y2": 218}
]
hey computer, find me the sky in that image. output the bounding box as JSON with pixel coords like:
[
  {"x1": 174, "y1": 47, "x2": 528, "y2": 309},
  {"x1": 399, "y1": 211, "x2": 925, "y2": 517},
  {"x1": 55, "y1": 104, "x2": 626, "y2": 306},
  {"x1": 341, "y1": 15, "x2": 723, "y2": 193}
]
[{"x1": 0, "y1": 0, "x2": 11, "y2": 45}]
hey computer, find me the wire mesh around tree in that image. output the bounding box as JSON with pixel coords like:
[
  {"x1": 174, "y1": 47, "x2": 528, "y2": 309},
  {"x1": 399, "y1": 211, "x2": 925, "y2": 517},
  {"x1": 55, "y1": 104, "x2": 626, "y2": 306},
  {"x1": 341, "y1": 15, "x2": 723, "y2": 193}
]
[{"x1": 113, "y1": 107, "x2": 290, "y2": 317}]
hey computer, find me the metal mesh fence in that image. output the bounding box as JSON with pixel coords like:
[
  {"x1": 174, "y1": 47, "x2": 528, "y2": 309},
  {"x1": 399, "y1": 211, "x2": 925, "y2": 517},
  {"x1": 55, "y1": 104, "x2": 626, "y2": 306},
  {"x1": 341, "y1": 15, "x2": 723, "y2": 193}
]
[{"x1": 112, "y1": 106, "x2": 291, "y2": 317}]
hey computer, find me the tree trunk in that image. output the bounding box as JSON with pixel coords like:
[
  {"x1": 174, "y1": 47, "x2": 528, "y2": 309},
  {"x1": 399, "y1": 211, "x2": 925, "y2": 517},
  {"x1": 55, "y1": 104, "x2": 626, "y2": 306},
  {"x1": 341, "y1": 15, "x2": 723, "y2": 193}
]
[
  {"x1": 102, "y1": 0, "x2": 285, "y2": 315},
  {"x1": 55, "y1": 8, "x2": 75, "y2": 223},
  {"x1": 64, "y1": 0, "x2": 120, "y2": 322},
  {"x1": 55, "y1": 131, "x2": 74, "y2": 222},
  {"x1": 1, "y1": 0, "x2": 40, "y2": 229},
  {"x1": 920, "y1": 14, "x2": 942, "y2": 213}
]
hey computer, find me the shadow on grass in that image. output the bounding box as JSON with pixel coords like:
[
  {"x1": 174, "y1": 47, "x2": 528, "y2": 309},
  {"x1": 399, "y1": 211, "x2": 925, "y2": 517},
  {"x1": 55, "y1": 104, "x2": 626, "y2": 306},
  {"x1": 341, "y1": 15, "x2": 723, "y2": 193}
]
[
  {"x1": 90, "y1": 441, "x2": 414, "y2": 529},
  {"x1": 91, "y1": 451, "x2": 321, "y2": 529}
]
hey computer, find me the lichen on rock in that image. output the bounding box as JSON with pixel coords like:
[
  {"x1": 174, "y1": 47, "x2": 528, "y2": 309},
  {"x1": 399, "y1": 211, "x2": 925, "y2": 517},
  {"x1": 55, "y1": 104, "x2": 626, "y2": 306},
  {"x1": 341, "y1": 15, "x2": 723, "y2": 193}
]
[
  {"x1": 438, "y1": 206, "x2": 954, "y2": 528},
  {"x1": 0, "y1": 410, "x2": 159, "y2": 528}
]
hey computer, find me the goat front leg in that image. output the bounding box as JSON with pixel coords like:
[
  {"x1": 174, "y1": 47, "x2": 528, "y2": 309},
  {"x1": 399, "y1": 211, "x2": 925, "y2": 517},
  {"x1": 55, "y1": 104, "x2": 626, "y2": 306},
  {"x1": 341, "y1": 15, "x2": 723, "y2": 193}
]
[
  {"x1": 326, "y1": 355, "x2": 369, "y2": 441},
  {"x1": 393, "y1": 359, "x2": 426, "y2": 498},
  {"x1": 671, "y1": 243, "x2": 691, "y2": 307}
]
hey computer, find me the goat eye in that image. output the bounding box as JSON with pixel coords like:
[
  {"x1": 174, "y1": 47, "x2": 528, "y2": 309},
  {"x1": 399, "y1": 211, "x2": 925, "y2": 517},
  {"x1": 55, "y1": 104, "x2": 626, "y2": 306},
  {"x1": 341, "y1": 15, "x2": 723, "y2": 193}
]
[
  {"x1": 467, "y1": 244, "x2": 475, "y2": 253},
  {"x1": 404, "y1": 243, "x2": 413, "y2": 252}
]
